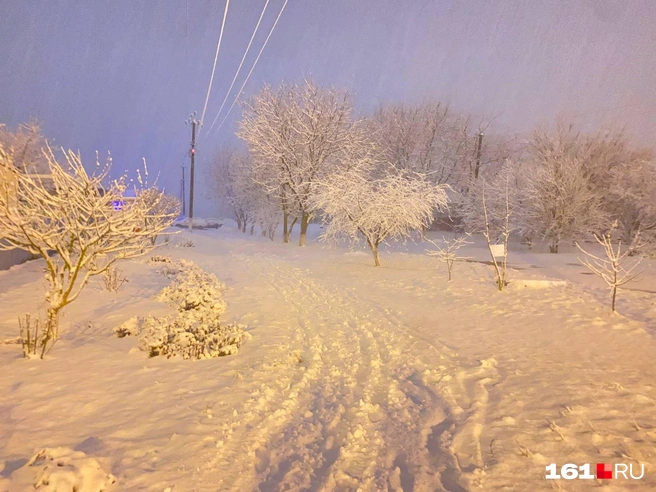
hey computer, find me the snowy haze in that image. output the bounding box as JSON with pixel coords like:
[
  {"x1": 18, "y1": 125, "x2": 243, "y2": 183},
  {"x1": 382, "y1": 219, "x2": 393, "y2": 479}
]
[{"x1": 1, "y1": 0, "x2": 655, "y2": 215}]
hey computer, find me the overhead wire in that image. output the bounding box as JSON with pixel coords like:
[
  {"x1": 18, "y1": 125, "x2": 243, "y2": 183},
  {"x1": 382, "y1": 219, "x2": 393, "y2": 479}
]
[
  {"x1": 209, "y1": 0, "x2": 290, "y2": 138},
  {"x1": 204, "y1": 0, "x2": 272, "y2": 137},
  {"x1": 199, "y1": 0, "x2": 231, "y2": 130}
]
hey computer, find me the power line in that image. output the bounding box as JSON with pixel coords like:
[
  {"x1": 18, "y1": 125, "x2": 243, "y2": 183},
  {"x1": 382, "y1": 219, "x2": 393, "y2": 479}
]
[
  {"x1": 199, "y1": 0, "x2": 231, "y2": 129},
  {"x1": 210, "y1": 0, "x2": 289, "y2": 138},
  {"x1": 204, "y1": 0, "x2": 271, "y2": 137}
]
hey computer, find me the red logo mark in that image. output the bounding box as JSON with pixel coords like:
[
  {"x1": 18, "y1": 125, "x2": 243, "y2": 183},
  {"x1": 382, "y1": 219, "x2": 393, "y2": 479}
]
[{"x1": 597, "y1": 463, "x2": 613, "y2": 479}]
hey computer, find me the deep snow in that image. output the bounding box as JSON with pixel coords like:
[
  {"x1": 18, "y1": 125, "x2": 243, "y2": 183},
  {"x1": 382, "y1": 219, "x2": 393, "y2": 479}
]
[{"x1": 1, "y1": 223, "x2": 655, "y2": 491}]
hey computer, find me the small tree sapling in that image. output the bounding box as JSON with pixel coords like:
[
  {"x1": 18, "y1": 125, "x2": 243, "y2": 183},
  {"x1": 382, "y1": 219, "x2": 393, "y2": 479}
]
[
  {"x1": 426, "y1": 234, "x2": 472, "y2": 281},
  {"x1": 482, "y1": 176, "x2": 512, "y2": 291},
  {"x1": 576, "y1": 223, "x2": 645, "y2": 312}
]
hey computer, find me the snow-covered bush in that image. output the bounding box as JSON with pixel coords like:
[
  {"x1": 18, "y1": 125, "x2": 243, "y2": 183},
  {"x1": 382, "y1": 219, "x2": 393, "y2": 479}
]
[
  {"x1": 173, "y1": 217, "x2": 222, "y2": 230},
  {"x1": 115, "y1": 260, "x2": 250, "y2": 359},
  {"x1": 157, "y1": 260, "x2": 227, "y2": 315},
  {"x1": 6, "y1": 447, "x2": 116, "y2": 492},
  {"x1": 135, "y1": 315, "x2": 249, "y2": 358}
]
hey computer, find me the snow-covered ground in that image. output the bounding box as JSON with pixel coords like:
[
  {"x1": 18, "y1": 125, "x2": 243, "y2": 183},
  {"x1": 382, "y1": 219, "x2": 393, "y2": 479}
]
[{"x1": 1, "y1": 223, "x2": 655, "y2": 491}]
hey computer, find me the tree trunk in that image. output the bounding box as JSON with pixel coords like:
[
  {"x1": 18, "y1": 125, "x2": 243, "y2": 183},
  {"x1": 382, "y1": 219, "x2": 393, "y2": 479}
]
[
  {"x1": 611, "y1": 285, "x2": 617, "y2": 312},
  {"x1": 549, "y1": 239, "x2": 559, "y2": 254},
  {"x1": 43, "y1": 305, "x2": 61, "y2": 357},
  {"x1": 288, "y1": 217, "x2": 298, "y2": 243},
  {"x1": 299, "y1": 212, "x2": 310, "y2": 246},
  {"x1": 367, "y1": 238, "x2": 381, "y2": 266},
  {"x1": 236, "y1": 218, "x2": 242, "y2": 231},
  {"x1": 47, "y1": 307, "x2": 59, "y2": 336},
  {"x1": 250, "y1": 224, "x2": 255, "y2": 235},
  {"x1": 283, "y1": 211, "x2": 290, "y2": 243},
  {"x1": 241, "y1": 221, "x2": 247, "y2": 233}
]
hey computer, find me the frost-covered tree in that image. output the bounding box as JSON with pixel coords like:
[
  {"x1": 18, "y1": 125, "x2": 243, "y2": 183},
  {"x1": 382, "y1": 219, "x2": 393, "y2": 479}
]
[
  {"x1": 0, "y1": 145, "x2": 178, "y2": 341},
  {"x1": 210, "y1": 148, "x2": 281, "y2": 238},
  {"x1": 520, "y1": 124, "x2": 608, "y2": 252},
  {"x1": 0, "y1": 120, "x2": 50, "y2": 174},
  {"x1": 312, "y1": 159, "x2": 449, "y2": 266},
  {"x1": 372, "y1": 102, "x2": 469, "y2": 186},
  {"x1": 209, "y1": 148, "x2": 251, "y2": 232},
  {"x1": 238, "y1": 80, "x2": 362, "y2": 246},
  {"x1": 592, "y1": 139, "x2": 656, "y2": 251},
  {"x1": 372, "y1": 104, "x2": 518, "y2": 191}
]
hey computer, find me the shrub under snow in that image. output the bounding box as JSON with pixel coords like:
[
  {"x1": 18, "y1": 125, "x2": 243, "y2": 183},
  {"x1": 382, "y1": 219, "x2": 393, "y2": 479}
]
[
  {"x1": 5, "y1": 447, "x2": 116, "y2": 492},
  {"x1": 115, "y1": 260, "x2": 249, "y2": 359}
]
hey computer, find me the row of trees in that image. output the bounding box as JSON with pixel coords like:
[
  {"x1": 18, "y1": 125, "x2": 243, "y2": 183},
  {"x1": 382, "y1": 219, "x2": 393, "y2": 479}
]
[
  {"x1": 209, "y1": 80, "x2": 656, "y2": 264},
  {"x1": 211, "y1": 81, "x2": 451, "y2": 264},
  {"x1": 460, "y1": 124, "x2": 656, "y2": 253}
]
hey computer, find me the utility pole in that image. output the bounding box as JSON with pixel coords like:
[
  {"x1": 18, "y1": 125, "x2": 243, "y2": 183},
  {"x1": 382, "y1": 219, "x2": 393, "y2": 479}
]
[
  {"x1": 180, "y1": 165, "x2": 186, "y2": 216},
  {"x1": 473, "y1": 131, "x2": 484, "y2": 180},
  {"x1": 186, "y1": 112, "x2": 200, "y2": 231}
]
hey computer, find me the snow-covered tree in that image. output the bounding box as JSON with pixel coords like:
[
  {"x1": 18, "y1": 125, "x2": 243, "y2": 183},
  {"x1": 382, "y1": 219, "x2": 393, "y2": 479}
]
[
  {"x1": 238, "y1": 80, "x2": 363, "y2": 246},
  {"x1": 372, "y1": 104, "x2": 518, "y2": 190},
  {"x1": 209, "y1": 148, "x2": 281, "y2": 238},
  {"x1": 372, "y1": 102, "x2": 469, "y2": 186},
  {"x1": 457, "y1": 162, "x2": 515, "y2": 289},
  {"x1": 138, "y1": 186, "x2": 181, "y2": 245},
  {"x1": 0, "y1": 120, "x2": 50, "y2": 175},
  {"x1": 520, "y1": 124, "x2": 608, "y2": 252},
  {"x1": 591, "y1": 138, "x2": 656, "y2": 251},
  {"x1": 312, "y1": 160, "x2": 449, "y2": 266},
  {"x1": 209, "y1": 148, "x2": 251, "y2": 232},
  {"x1": 0, "y1": 145, "x2": 178, "y2": 343},
  {"x1": 482, "y1": 176, "x2": 512, "y2": 291}
]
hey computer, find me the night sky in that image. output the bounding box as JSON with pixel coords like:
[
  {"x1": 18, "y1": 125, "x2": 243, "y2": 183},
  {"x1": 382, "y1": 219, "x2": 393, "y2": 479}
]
[{"x1": 1, "y1": 0, "x2": 654, "y2": 214}]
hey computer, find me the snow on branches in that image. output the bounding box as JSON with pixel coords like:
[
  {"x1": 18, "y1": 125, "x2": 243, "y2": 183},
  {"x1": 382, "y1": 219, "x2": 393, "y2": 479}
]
[
  {"x1": 238, "y1": 80, "x2": 365, "y2": 245},
  {"x1": 0, "y1": 145, "x2": 179, "y2": 341},
  {"x1": 210, "y1": 148, "x2": 280, "y2": 238},
  {"x1": 313, "y1": 166, "x2": 449, "y2": 266},
  {"x1": 521, "y1": 124, "x2": 609, "y2": 253}
]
